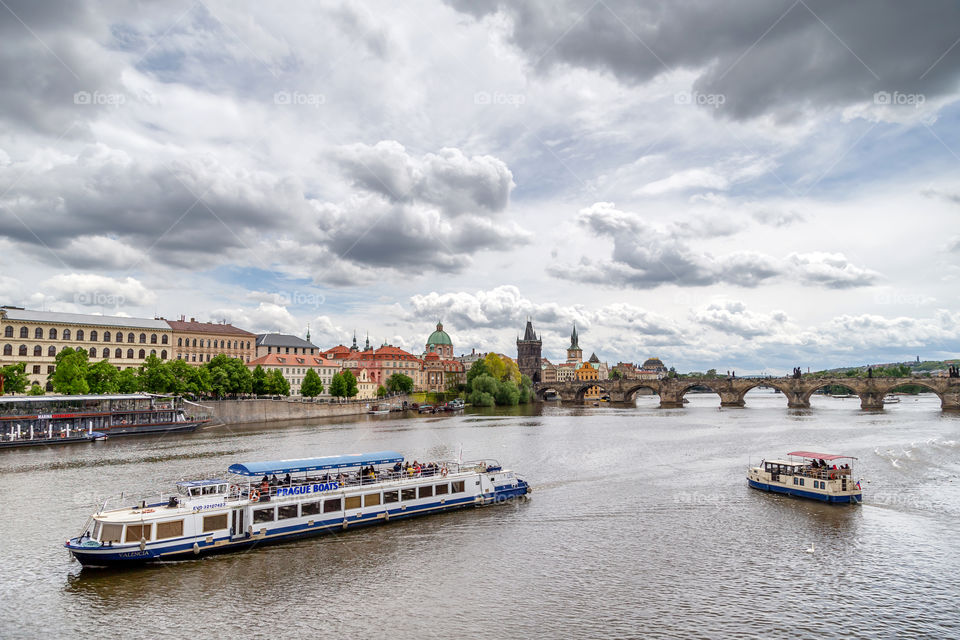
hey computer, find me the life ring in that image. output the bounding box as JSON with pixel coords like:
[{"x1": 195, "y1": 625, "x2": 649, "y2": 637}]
[
  {"x1": 829, "y1": 473, "x2": 836, "y2": 480},
  {"x1": 441, "y1": 467, "x2": 448, "y2": 478},
  {"x1": 249, "y1": 488, "x2": 260, "y2": 502}
]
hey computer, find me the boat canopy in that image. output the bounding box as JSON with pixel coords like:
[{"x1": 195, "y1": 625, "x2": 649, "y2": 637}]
[
  {"x1": 0, "y1": 393, "x2": 154, "y2": 404},
  {"x1": 227, "y1": 451, "x2": 404, "y2": 477},
  {"x1": 787, "y1": 451, "x2": 857, "y2": 461}
]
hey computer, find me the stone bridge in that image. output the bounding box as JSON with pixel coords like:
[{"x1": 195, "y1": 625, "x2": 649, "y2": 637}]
[{"x1": 534, "y1": 377, "x2": 960, "y2": 410}]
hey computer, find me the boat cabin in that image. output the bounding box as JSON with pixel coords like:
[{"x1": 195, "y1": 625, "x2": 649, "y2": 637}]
[{"x1": 176, "y1": 480, "x2": 230, "y2": 499}]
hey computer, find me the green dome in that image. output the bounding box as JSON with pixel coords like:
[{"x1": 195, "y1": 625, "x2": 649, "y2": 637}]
[{"x1": 427, "y1": 322, "x2": 452, "y2": 346}]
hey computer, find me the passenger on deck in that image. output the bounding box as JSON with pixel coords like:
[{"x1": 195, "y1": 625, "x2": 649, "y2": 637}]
[
  {"x1": 819, "y1": 459, "x2": 827, "y2": 468},
  {"x1": 283, "y1": 473, "x2": 291, "y2": 485},
  {"x1": 393, "y1": 461, "x2": 402, "y2": 474},
  {"x1": 261, "y1": 475, "x2": 269, "y2": 485},
  {"x1": 270, "y1": 474, "x2": 279, "y2": 486}
]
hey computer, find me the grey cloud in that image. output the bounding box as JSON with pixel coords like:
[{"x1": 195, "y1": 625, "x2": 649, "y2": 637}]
[
  {"x1": 550, "y1": 203, "x2": 877, "y2": 290},
  {"x1": 449, "y1": 0, "x2": 960, "y2": 121},
  {"x1": 693, "y1": 300, "x2": 788, "y2": 338}
]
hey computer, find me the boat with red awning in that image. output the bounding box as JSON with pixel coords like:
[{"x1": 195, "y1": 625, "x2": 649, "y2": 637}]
[{"x1": 747, "y1": 451, "x2": 862, "y2": 504}]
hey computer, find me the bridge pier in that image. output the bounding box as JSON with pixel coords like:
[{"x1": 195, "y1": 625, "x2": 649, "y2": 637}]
[
  {"x1": 719, "y1": 391, "x2": 744, "y2": 407},
  {"x1": 859, "y1": 392, "x2": 885, "y2": 410}
]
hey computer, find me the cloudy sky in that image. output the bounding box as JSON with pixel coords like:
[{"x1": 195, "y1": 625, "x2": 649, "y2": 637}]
[{"x1": 2, "y1": 0, "x2": 959, "y2": 373}]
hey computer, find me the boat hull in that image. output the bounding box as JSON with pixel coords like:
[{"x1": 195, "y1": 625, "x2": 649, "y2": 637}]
[
  {"x1": 0, "y1": 421, "x2": 203, "y2": 449},
  {"x1": 67, "y1": 481, "x2": 529, "y2": 567},
  {"x1": 748, "y1": 478, "x2": 861, "y2": 504}
]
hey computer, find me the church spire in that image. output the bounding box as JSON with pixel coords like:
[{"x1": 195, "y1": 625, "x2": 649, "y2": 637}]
[
  {"x1": 570, "y1": 323, "x2": 580, "y2": 350},
  {"x1": 305, "y1": 322, "x2": 311, "y2": 343}
]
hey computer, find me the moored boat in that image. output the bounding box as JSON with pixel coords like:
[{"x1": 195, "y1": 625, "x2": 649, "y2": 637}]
[
  {"x1": 747, "y1": 450, "x2": 862, "y2": 504},
  {"x1": 65, "y1": 450, "x2": 530, "y2": 567},
  {"x1": 0, "y1": 394, "x2": 209, "y2": 448}
]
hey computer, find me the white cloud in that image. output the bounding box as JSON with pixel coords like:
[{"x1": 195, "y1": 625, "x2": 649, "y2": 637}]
[{"x1": 40, "y1": 274, "x2": 156, "y2": 309}]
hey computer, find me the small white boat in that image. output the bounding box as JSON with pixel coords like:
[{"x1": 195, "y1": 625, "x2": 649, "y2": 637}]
[
  {"x1": 883, "y1": 395, "x2": 900, "y2": 404},
  {"x1": 747, "y1": 450, "x2": 862, "y2": 504}
]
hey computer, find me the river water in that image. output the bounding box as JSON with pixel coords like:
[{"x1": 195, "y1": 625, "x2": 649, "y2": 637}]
[{"x1": 1, "y1": 389, "x2": 958, "y2": 639}]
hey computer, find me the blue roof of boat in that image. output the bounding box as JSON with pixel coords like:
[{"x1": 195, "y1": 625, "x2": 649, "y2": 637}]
[{"x1": 227, "y1": 451, "x2": 404, "y2": 477}]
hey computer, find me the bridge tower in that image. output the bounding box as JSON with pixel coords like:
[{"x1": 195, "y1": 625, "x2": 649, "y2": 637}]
[
  {"x1": 566, "y1": 324, "x2": 582, "y2": 365},
  {"x1": 516, "y1": 319, "x2": 542, "y2": 383}
]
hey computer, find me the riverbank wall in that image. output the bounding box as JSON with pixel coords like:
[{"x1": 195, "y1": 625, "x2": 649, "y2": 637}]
[{"x1": 203, "y1": 396, "x2": 411, "y2": 425}]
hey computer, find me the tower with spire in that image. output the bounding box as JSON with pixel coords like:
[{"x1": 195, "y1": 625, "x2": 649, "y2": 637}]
[
  {"x1": 566, "y1": 323, "x2": 583, "y2": 365},
  {"x1": 350, "y1": 331, "x2": 359, "y2": 352},
  {"x1": 516, "y1": 317, "x2": 542, "y2": 383}
]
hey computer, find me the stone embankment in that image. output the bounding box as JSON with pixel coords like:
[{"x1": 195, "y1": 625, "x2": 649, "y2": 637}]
[{"x1": 202, "y1": 396, "x2": 412, "y2": 426}]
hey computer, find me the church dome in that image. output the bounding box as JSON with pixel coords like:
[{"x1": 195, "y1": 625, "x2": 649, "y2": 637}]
[
  {"x1": 427, "y1": 322, "x2": 452, "y2": 347},
  {"x1": 642, "y1": 357, "x2": 666, "y2": 370}
]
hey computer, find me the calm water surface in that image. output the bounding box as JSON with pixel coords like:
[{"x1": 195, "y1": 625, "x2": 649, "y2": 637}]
[{"x1": 1, "y1": 390, "x2": 959, "y2": 639}]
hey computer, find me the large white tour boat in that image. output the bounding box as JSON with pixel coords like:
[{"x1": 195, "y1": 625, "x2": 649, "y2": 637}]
[
  {"x1": 747, "y1": 450, "x2": 862, "y2": 504},
  {"x1": 0, "y1": 394, "x2": 209, "y2": 448},
  {"x1": 65, "y1": 450, "x2": 530, "y2": 567}
]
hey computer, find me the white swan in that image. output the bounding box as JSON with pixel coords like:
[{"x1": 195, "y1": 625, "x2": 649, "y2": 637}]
[{"x1": 805, "y1": 542, "x2": 815, "y2": 554}]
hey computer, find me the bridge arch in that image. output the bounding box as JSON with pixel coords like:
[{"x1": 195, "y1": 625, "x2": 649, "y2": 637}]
[
  {"x1": 535, "y1": 386, "x2": 563, "y2": 401},
  {"x1": 800, "y1": 381, "x2": 862, "y2": 405},
  {"x1": 675, "y1": 381, "x2": 723, "y2": 404},
  {"x1": 574, "y1": 382, "x2": 609, "y2": 403},
  {"x1": 623, "y1": 383, "x2": 660, "y2": 402},
  {"x1": 873, "y1": 380, "x2": 945, "y2": 404}
]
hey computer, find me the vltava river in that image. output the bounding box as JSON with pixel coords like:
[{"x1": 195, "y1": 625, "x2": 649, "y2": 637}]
[{"x1": 1, "y1": 390, "x2": 958, "y2": 638}]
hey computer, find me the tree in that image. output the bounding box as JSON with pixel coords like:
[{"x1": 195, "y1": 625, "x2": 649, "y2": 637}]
[
  {"x1": 205, "y1": 354, "x2": 253, "y2": 397},
  {"x1": 28, "y1": 383, "x2": 45, "y2": 395},
  {"x1": 50, "y1": 347, "x2": 90, "y2": 395},
  {"x1": 466, "y1": 359, "x2": 490, "y2": 390},
  {"x1": 386, "y1": 373, "x2": 414, "y2": 394},
  {"x1": 329, "y1": 372, "x2": 346, "y2": 399},
  {"x1": 341, "y1": 369, "x2": 358, "y2": 398},
  {"x1": 518, "y1": 374, "x2": 533, "y2": 404},
  {"x1": 140, "y1": 354, "x2": 173, "y2": 393},
  {"x1": 166, "y1": 359, "x2": 208, "y2": 397},
  {"x1": 301, "y1": 369, "x2": 323, "y2": 397},
  {"x1": 265, "y1": 369, "x2": 290, "y2": 396},
  {"x1": 467, "y1": 373, "x2": 498, "y2": 407},
  {"x1": 376, "y1": 385, "x2": 387, "y2": 398},
  {"x1": 608, "y1": 369, "x2": 623, "y2": 380},
  {"x1": 86, "y1": 360, "x2": 119, "y2": 394},
  {"x1": 251, "y1": 365, "x2": 268, "y2": 396},
  {"x1": 116, "y1": 368, "x2": 141, "y2": 393},
  {"x1": 482, "y1": 352, "x2": 521, "y2": 384},
  {"x1": 494, "y1": 379, "x2": 520, "y2": 405},
  {"x1": 0, "y1": 363, "x2": 29, "y2": 395}
]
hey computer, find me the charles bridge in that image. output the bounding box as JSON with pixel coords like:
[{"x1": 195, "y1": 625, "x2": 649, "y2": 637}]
[{"x1": 533, "y1": 377, "x2": 960, "y2": 410}]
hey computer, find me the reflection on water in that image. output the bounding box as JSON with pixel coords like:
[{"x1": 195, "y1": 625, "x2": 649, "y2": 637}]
[{"x1": 2, "y1": 392, "x2": 959, "y2": 638}]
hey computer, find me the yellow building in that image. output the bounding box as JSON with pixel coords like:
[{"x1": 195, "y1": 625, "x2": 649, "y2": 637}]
[
  {"x1": 245, "y1": 353, "x2": 340, "y2": 397},
  {"x1": 576, "y1": 361, "x2": 602, "y2": 400},
  {"x1": 356, "y1": 368, "x2": 378, "y2": 400},
  {"x1": 1, "y1": 307, "x2": 173, "y2": 391}
]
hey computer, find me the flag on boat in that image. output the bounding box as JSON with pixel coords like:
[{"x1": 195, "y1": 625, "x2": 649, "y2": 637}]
[{"x1": 855, "y1": 480, "x2": 861, "y2": 490}]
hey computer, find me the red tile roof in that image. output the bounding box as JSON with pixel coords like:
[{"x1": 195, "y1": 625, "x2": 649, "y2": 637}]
[{"x1": 247, "y1": 353, "x2": 338, "y2": 368}]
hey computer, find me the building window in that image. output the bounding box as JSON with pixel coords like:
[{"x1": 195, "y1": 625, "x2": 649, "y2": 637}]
[
  {"x1": 139, "y1": 333, "x2": 146, "y2": 344},
  {"x1": 127, "y1": 333, "x2": 135, "y2": 343},
  {"x1": 115, "y1": 348, "x2": 122, "y2": 359},
  {"x1": 47, "y1": 346, "x2": 56, "y2": 357},
  {"x1": 1, "y1": 344, "x2": 9, "y2": 356},
  {"x1": 76, "y1": 330, "x2": 84, "y2": 341},
  {"x1": 34, "y1": 328, "x2": 42, "y2": 339},
  {"x1": 17, "y1": 327, "x2": 26, "y2": 338},
  {"x1": 192, "y1": 339, "x2": 197, "y2": 347},
  {"x1": 46, "y1": 365, "x2": 54, "y2": 374},
  {"x1": 161, "y1": 335, "x2": 168, "y2": 345},
  {"x1": 32, "y1": 365, "x2": 40, "y2": 374},
  {"x1": 33, "y1": 345, "x2": 41, "y2": 356},
  {"x1": 206, "y1": 354, "x2": 210, "y2": 362},
  {"x1": 150, "y1": 334, "x2": 157, "y2": 344},
  {"x1": 62, "y1": 329, "x2": 71, "y2": 340},
  {"x1": 16, "y1": 345, "x2": 24, "y2": 357},
  {"x1": 101, "y1": 331, "x2": 107, "y2": 342},
  {"x1": 138, "y1": 349, "x2": 146, "y2": 359},
  {"x1": 150, "y1": 349, "x2": 156, "y2": 356},
  {"x1": 48, "y1": 328, "x2": 57, "y2": 339},
  {"x1": 161, "y1": 350, "x2": 167, "y2": 360},
  {"x1": 116, "y1": 332, "x2": 123, "y2": 343},
  {"x1": 89, "y1": 347, "x2": 97, "y2": 358},
  {"x1": 127, "y1": 349, "x2": 134, "y2": 359},
  {"x1": 177, "y1": 338, "x2": 182, "y2": 347}
]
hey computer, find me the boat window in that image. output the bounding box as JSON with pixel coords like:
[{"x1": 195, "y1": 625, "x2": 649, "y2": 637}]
[
  {"x1": 202, "y1": 486, "x2": 219, "y2": 495},
  {"x1": 435, "y1": 483, "x2": 449, "y2": 495},
  {"x1": 799, "y1": 479, "x2": 804, "y2": 486},
  {"x1": 401, "y1": 488, "x2": 416, "y2": 501},
  {"x1": 345, "y1": 496, "x2": 361, "y2": 510},
  {"x1": 100, "y1": 523, "x2": 123, "y2": 543},
  {"x1": 277, "y1": 505, "x2": 298, "y2": 520},
  {"x1": 383, "y1": 491, "x2": 399, "y2": 503},
  {"x1": 92, "y1": 521, "x2": 101, "y2": 539},
  {"x1": 203, "y1": 514, "x2": 228, "y2": 532},
  {"x1": 301, "y1": 501, "x2": 321, "y2": 516},
  {"x1": 793, "y1": 478, "x2": 798, "y2": 485},
  {"x1": 418, "y1": 486, "x2": 433, "y2": 499},
  {"x1": 451, "y1": 481, "x2": 465, "y2": 493},
  {"x1": 364, "y1": 493, "x2": 381, "y2": 507},
  {"x1": 156, "y1": 520, "x2": 184, "y2": 540},
  {"x1": 323, "y1": 498, "x2": 342, "y2": 513},
  {"x1": 253, "y1": 508, "x2": 275, "y2": 524},
  {"x1": 125, "y1": 524, "x2": 152, "y2": 542}
]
